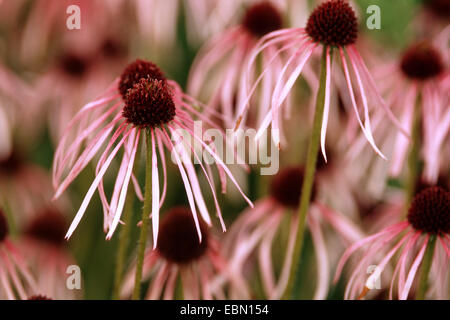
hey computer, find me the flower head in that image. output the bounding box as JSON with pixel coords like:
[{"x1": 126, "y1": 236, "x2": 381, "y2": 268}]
[
  {"x1": 407, "y1": 187, "x2": 450, "y2": 235},
  {"x1": 242, "y1": 2, "x2": 283, "y2": 38},
  {"x1": 20, "y1": 207, "x2": 80, "y2": 299},
  {"x1": 224, "y1": 166, "x2": 362, "y2": 299},
  {"x1": 121, "y1": 207, "x2": 227, "y2": 299},
  {"x1": 335, "y1": 187, "x2": 450, "y2": 300},
  {"x1": 235, "y1": 0, "x2": 406, "y2": 158},
  {"x1": 53, "y1": 58, "x2": 252, "y2": 245},
  {"x1": 349, "y1": 38, "x2": 448, "y2": 184},
  {"x1": 305, "y1": 0, "x2": 358, "y2": 47}
]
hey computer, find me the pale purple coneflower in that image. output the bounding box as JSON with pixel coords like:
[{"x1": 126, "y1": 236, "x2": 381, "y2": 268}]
[
  {"x1": 0, "y1": 149, "x2": 56, "y2": 226},
  {"x1": 0, "y1": 63, "x2": 34, "y2": 157},
  {"x1": 19, "y1": 207, "x2": 80, "y2": 299},
  {"x1": 223, "y1": 166, "x2": 363, "y2": 300},
  {"x1": 0, "y1": 209, "x2": 39, "y2": 300},
  {"x1": 188, "y1": 1, "x2": 296, "y2": 129},
  {"x1": 35, "y1": 39, "x2": 129, "y2": 143},
  {"x1": 53, "y1": 59, "x2": 252, "y2": 244},
  {"x1": 121, "y1": 207, "x2": 227, "y2": 299},
  {"x1": 354, "y1": 40, "x2": 449, "y2": 186},
  {"x1": 236, "y1": 0, "x2": 406, "y2": 158},
  {"x1": 335, "y1": 186, "x2": 450, "y2": 300}
]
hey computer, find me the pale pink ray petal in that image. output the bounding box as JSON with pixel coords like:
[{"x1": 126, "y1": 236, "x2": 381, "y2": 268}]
[
  {"x1": 348, "y1": 46, "x2": 409, "y2": 138},
  {"x1": 179, "y1": 127, "x2": 226, "y2": 232},
  {"x1": 400, "y1": 235, "x2": 430, "y2": 300},
  {"x1": 155, "y1": 131, "x2": 168, "y2": 207},
  {"x1": 270, "y1": 40, "x2": 315, "y2": 112},
  {"x1": 170, "y1": 126, "x2": 212, "y2": 227},
  {"x1": 258, "y1": 225, "x2": 277, "y2": 296},
  {"x1": 308, "y1": 211, "x2": 329, "y2": 300},
  {"x1": 316, "y1": 203, "x2": 364, "y2": 243},
  {"x1": 334, "y1": 222, "x2": 409, "y2": 282},
  {"x1": 0, "y1": 249, "x2": 26, "y2": 299},
  {"x1": 53, "y1": 94, "x2": 120, "y2": 169},
  {"x1": 162, "y1": 265, "x2": 179, "y2": 300},
  {"x1": 198, "y1": 261, "x2": 213, "y2": 300},
  {"x1": 390, "y1": 84, "x2": 416, "y2": 176},
  {"x1": 4, "y1": 241, "x2": 38, "y2": 292},
  {"x1": 106, "y1": 134, "x2": 134, "y2": 229},
  {"x1": 320, "y1": 46, "x2": 332, "y2": 161},
  {"x1": 54, "y1": 104, "x2": 121, "y2": 183},
  {"x1": 53, "y1": 117, "x2": 124, "y2": 199},
  {"x1": 106, "y1": 129, "x2": 140, "y2": 239},
  {"x1": 0, "y1": 260, "x2": 15, "y2": 300},
  {"x1": 147, "y1": 262, "x2": 169, "y2": 300},
  {"x1": 255, "y1": 46, "x2": 316, "y2": 141},
  {"x1": 95, "y1": 123, "x2": 129, "y2": 221},
  {"x1": 439, "y1": 237, "x2": 450, "y2": 258},
  {"x1": 131, "y1": 174, "x2": 144, "y2": 201},
  {"x1": 150, "y1": 128, "x2": 160, "y2": 248},
  {"x1": 236, "y1": 36, "x2": 306, "y2": 127},
  {"x1": 395, "y1": 232, "x2": 421, "y2": 299},
  {"x1": 187, "y1": 28, "x2": 243, "y2": 96},
  {"x1": 162, "y1": 128, "x2": 203, "y2": 242},
  {"x1": 364, "y1": 230, "x2": 412, "y2": 291},
  {"x1": 346, "y1": 48, "x2": 386, "y2": 159},
  {"x1": 65, "y1": 128, "x2": 133, "y2": 239},
  {"x1": 271, "y1": 212, "x2": 299, "y2": 299},
  {"x1": 174, "y1": 121, "x2": 253, "y2": 207}
]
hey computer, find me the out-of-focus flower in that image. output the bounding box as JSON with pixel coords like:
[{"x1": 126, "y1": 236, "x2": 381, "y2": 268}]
[
  {"x1": 224, "y1": 166, "x2": 363, "y2": 299},
  {"x1": 335, "y1": 187, "x2": 450, "y2": 300},
  {"x1": 0, "y1": 209, "x2": 39, "y2": 300},
  {"x1": 34, "y1": 38, "x2": 129, "y2": 143},
  {"x1": 0, "y1": 149, "x2": 55, "y2": 226},
  {"x1": 121, "y1": 207, "x2": 227, "y2": 299},
  {"x1": 19, "y1": 207, "x2": 80, "y2": 299},
  {"x1": 350, "y1": 39, "x2": 449, "y2": 185},
  {"x1": 188, "y1": 1, "x2": 289, "y2": 128},
  {"x1": 236, "y1": 0, "x2": 406, "y2": 157},
  {"x1": 0, "y1": 63, "x2": 34, "y2": 157},
  {"x1": 53, "y1": 59, "x2": 252, "y2": 243}
]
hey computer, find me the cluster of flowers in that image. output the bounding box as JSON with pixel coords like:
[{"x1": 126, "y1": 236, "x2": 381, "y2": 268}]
[{"x1": 0, "y1": 0, "x2": 448, "y2": 300}]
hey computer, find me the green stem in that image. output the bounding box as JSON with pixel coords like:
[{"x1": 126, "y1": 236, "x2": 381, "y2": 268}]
[
  {"x1": 403, "y1": 92, "x2": 422, "y2": 218},
  {"x1": 112, "y1": 188, "x2": 135, "y2": 300},
  {"x1": 416, "y1": 235, "x2": 437, "y2": 300},
  {"x1": 283, "y1": 46, "x2": 331, "y2": 299},
  {"x1": 132, "y1": 129, "x2": 153, "y2": 300}
]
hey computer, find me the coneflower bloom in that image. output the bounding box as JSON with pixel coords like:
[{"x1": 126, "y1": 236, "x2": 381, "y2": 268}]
[
  {"x1": 53, "y1": 59, "x2": 252, "y2": 243},
  {"x1": 375, "y1": 41, "x2": 448, "y2": 184},
  {"x1": 0, "y1": 149, "x2": 55, "y2": 225},
  {"x1": 0, "y1": 209, "x2": 38, "y2": 300},
  {"x1": 19, "y1": 207, "x2": 80, "y2": 299},
  {"x1": 121, "y1": 207, "x2": 227, "y2": 299},
  {"x1": 335, "y1": 187, "x2": 450, "y2": 300},
  {"x1": 236, "y1": 0, "x2": 405, "y2": 158},
  {"x1": 35, "y1": 43, "x2": 129, "y2": 142},
  {"x1": 224, "y1": 166, "x2": 363, "y2": 299},
  {"x1": 188, "y1": 1, "x2": 288, "y2": 128},
  {"x1": 0, "y1": 63, "x2": 34, "y2": 157}
]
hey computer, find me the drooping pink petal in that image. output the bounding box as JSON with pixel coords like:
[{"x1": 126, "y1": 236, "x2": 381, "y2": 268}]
[
  {"x1": 65, "y1": 128, "x2": 133, "y2": 239},
  {"x1": 400, "y1": 235, "x2": 429, "y2": 300},
  {"x1": 320, "y1": 46, "x2": 332, "y2": 162},
  {"x1": 106, "y1": 129, "x2": 140, "y2": 239}
]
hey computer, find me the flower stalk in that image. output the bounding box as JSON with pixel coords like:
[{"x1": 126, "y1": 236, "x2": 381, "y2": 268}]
[
  {"x1": 404, "y1": 92, "x2": 422, "y2": 218},
  {"x1": 112, "y1": 187, "x2": 135, "y2": 300},
  {"x1": 132, "y1": 129, "x2": 153, "y2": 300},
  {"x1": 416, "y1": 235, "x2": 437, "y2": 300},
  {"x1": 284, "y1": 46, "x2": 332, "y2": 299}
]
